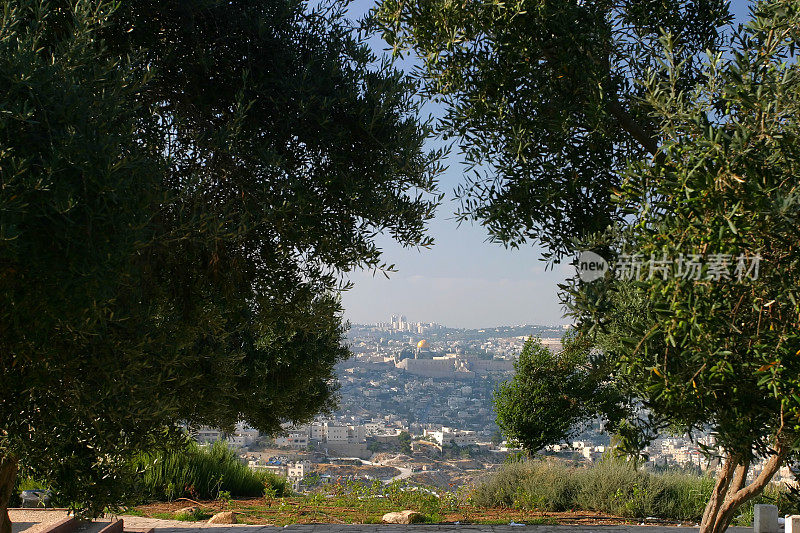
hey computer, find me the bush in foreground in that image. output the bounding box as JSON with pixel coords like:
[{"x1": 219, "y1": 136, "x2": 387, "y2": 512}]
[
  {"x1": 472, "y1": 459, "x2": 797, "y2": 524},
  {"x1": 135, "y1": 441, "x2": 287, "y2": 501}
]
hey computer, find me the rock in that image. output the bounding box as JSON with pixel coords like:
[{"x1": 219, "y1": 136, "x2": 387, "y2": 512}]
[
  {"x1": 208, "y1": 511, "x2": 237, "y2": 524},
  {"x1": 175, "y1": 507, "x2": 198, "y2": 516},
  {"x1": 381, "y1": 510, "x2": 424, "y2": 524}
]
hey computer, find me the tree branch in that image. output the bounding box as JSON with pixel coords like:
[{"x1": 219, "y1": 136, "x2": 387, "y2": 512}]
[
  {"x1": 710, "y1": 442, "x2": 790, "y2": 533},
  {"x1": 729, "y1": 457, "x2": 750, "y2": 495},
  {"x1": 606, "y1": 100, "x2": 659, "y2": 156},
  {"x1": 538, "y1": 47, "x2": 660, "y2": 157},
  {"x1": 701, "y1": 453, "x2": 739, "y2": 531},
  {"x1": 729, "y1": 444, "x2": 789, "y2": 507},
  {"x1": 0, "y1": 454, "x2": 18, "y2": 533}
]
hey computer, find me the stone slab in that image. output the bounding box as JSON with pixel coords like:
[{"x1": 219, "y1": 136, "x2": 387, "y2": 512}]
[
  {"x1": 96, "y1": 521, "x2": 124, "y2": 533},
  {"x1": 10, "y1": 510, "x2": 73, "y2": 533},
  {"x1": 755, "y1": 504, "x2": 780, "y2": 533}
]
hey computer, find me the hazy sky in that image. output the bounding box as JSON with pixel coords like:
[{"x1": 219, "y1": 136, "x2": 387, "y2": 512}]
[{"x1": 340, "y1": 1, "x2": 753, "y2": 329}]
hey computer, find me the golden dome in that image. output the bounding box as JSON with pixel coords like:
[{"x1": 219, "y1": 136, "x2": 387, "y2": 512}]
[{"x1": 417, "y1": 339, "x2": 429, "y2": 349}]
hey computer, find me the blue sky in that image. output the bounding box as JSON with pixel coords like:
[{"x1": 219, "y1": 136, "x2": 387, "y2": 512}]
[{"x1": 340, "y1": 0, "x2": 753, "y2": 329}]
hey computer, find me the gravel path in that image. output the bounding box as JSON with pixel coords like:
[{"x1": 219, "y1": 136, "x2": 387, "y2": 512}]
[
  {"x1": 9, "y1": 509, "x2": 70, "y2": 533},
  {"x1": 9, "y1": 509, "x2": 114, "y2": 533}
]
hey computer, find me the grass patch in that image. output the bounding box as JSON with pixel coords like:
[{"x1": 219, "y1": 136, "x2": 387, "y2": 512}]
[
  {"x1": 135, "y1": 440, "x2": 288, "y2": 500},
  {"x1": 151, "y1": 512, "x2": 177, "y2": 520},
  {"x1": 305, "y1": 484, "x2": 442, "y2": 524},
  {"x1": 472, "y1": 458, "x2": 799, "y2": 523},
  {"x1": 476, "y1": 517, "x2": 557, "y2": 525},
  {"x1": 146, "y1": 509, "x2": 212, "y2": 521},
  {"x1": 201, "y1": 480, "x2": 459, "y2": 525},
  {"x1": 174, "y1": 509, "x2": 214, "y2": 521}
]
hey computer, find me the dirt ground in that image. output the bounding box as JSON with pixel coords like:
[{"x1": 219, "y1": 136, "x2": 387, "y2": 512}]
[
  {"x1": 131, "y1": 498, "x2": 696, "y2": 528},
  {"x1": 313, "y1": 464, "x2": 400, "y2": 479}
]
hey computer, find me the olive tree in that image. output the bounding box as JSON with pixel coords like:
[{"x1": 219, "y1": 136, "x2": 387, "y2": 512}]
[
  {"x1": 0, "y1": 0, "x2": 441, "y2": 527},
  {"x1": 584, "y1": 6, "x2": 800, "y2": 530},
  {"x1": 502, "y1": 3, "x2": 800, "y2": 532},
  {"x1": 494, "y1": 335, "x2": 629, "y2": 453},
  {"x1": 377, "y1": 0, "x2": 800, "y2": 531}
]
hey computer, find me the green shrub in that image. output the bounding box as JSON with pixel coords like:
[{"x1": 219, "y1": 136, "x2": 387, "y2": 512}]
[
  {"x1": 134, "y1": 440, "x2": 288, "y2": 500},
  {"x1": 473, "y1": 458, "x2": 794, "y2": 522},
  {"x1": 471, "y1": 461, "x2": 530, "y2": 508},
  {"x1": 313, "y1": 479, "x2": 444, "y2": 523},
  {"x1": 573, "y1": 460, "x2": 671, "y2": 518},
  {"x1": 513, "y1": 462, "x2": 578, "y2": 512},
  {"x1": 173, "y1": 508, "x2": 214, "y2": 521}
]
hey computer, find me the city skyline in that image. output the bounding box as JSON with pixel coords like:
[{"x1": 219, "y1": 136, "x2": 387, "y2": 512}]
[{"x1": 349, "y1": 313, "x2": 566, "y2": 330}]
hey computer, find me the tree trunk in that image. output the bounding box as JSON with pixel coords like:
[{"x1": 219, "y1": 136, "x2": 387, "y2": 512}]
[
  {"x1": 699, "y1": 444, "x2": 789, "y2": 533},
  {"x1": 700, "y1": 453, "x2": 738, "y2": 532},
  {"x1": 0, "y1": 454, "x2": 18, "y2": 533}
]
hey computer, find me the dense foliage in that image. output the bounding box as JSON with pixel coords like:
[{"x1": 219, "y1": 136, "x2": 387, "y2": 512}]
[
  {"x1": 384, "y1": 0, "x2": 800, "y2": 531},
  {"x1": 373, "y1": 0, "x2": 732, "y2": 257},
  {"x1": 0, "y1": 0, "x2": 440, "y2": 523},
  {"x1": 494, "y1": 336, "x2": 627, "y2": 453},
  {"x1": 579, "y1": 4, "x2": 800, "y2": 530},
  {"x1": 493, "y1": 2, "x2": 800, "y2": 532}
]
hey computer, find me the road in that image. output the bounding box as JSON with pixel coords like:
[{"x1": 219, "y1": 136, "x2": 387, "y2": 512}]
[{"x1": 356, "y1": 456, "x2": 414, "y2": 482}]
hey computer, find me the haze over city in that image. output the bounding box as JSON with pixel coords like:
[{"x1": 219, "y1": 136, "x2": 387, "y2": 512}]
[
  {"x1": 339, "y1": 0, "x2": 573, "y2": 330},
  {"x1": 342, "y1": 221, "x2": 574, "y2": 329}
]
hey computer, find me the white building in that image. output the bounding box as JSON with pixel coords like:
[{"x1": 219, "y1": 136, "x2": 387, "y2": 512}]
[
  {"x1": 364, "y1": 421, "x2": 386, "y2": 436},
  {"x1": 248, "y1": 459, "x2": 287, "y2": 476},
  {"x1": 349, "y1": 425, "x2": 366, "y2": 442},
  {"x1": 275, "y1": 431, "x2": 308, "y2": 449},
  {"x1": 324, "y1": 423, "x2": 349, "y2": 442},
  {"x1": 311, "y1": 424, "x2": 325, "y2": 441},
  {"x1": 289, "y1": 421, "x2": 367, "y2": 445},
  {"x1": 288, "y1": 460, "x2": 312, "y2": 480},
  {"x1": 195, "y1": 427, "x2": 223, "y2": 443},
  {"x1": 424, "y1": 426, "x2": 477, "y2": 447}
]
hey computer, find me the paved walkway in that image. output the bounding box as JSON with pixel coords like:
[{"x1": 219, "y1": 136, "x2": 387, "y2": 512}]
[
  {"x1": 8, "y1": 511, "x2": 753, "y2": 533},
  {"x1": 118, "y1": 517, "x2": 753, "y2": 533}
]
